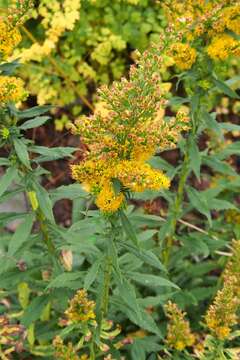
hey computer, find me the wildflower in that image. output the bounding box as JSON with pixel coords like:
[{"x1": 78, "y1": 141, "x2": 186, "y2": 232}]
[
  {"x1": 71, "y1": 44, "x2": 189, "y2": 212},
  {"x1": 0, "y1": 21, "x2": 21, "y2": 59},
  {"x1": 205, "y1": 276, "x2": 239, "y2": 340},
  {"x1": 53, "y1": 336, "x2": 81, "y2": 360},
  {"x1": 0, "y1": 76, "x2": 27, "y2": 104},
  {"x1": 207, "y1": 34, "x2": 240, "y2": 61},
  {"x1": 168, "y1": 43, "x2": 197, "y2": 70},
  {"x1": 65, "y1": 289, "x2": 96, "y2": 323},
  {"x1": 223, "y1": 239, "x2": 240, "y2": 294},
  {"x1": 0, "y1": 127, "x2": 10, "y2": 139},
  {"x1": 165, "y1": 301, "x2": 195, "y2": 351}
]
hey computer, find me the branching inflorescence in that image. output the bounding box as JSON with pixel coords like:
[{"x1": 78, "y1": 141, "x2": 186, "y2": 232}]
[{"x1": 70, "y1": 45, "x2": 189, "y2": 212}]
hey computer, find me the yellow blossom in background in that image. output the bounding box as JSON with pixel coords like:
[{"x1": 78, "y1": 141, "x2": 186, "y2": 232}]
[
  {"x1": 0, "y1": 21, "x2": 21, "y2": 59},
  {"x1": 65, "y1": 289, "x2": 96, "y2": 323},
  {"x1": 164, "y1": 301, "x2": 195, "y2": 351},
  {"x1": 0, "y1": 76, "x2": 27, "y2": 104},
  {"x1": 207, "y1": 34, "x2": 240, "y2": 61},
  {"x1": 223, "y1": 239, "x2": 240, "y2": 295},
  {"x1": 169, "y1": 43, "x2": 197, "y2": 70},
  {"x1": 19, "y1": 0, "x2": 81, "y2": 63}
]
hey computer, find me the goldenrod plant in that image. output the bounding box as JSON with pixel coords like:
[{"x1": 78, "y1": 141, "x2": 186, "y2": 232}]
[{"x1": 0, "y1": 0, "x2": 240, "y2": 359}]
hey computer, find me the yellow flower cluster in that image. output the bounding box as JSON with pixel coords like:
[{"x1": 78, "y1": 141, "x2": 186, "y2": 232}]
[
  {"x1": 53, "y1": 336, "x2": 81, "y2": 360},
  {"x1": 207, "y1": 34, "x2": 240, "y2": 61},
  {"x1": 20, "y1": 0, "x2": 81, "y2": 62},
  {"x1": 164, "y1": 301, "x2": 195, "y2": 351},
  {"x1": 163, "y1": 0, "x2": 240, "y2": 64},
  {"x1": 71, "y1": 45, "x2": 190, "y2": 212},
  {"x1": 205, "y1": 240, "x2": 240, "y2": 340},
  {"x1": 65, "y1": 289, "x2": 96, "y2": 323},
  {"x1": 168, "y1": 43, "x2": 197, "y2": 70},
  {"x1": 0, "y1": 76, "x2": 27, "y2": 104},
  {"x1": 225, "y1": 209, "x2": 240, "y2": 225},
  {"x1": 205, "y1": 276, "x2": 239, "y2": 340},
  {"x1": 0, "y1": 21, "x2": 21, "y2": 59}
]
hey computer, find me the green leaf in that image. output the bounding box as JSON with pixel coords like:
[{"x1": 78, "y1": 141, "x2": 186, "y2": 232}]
[
  {"x1": 187, "y1": 186, "x2": 212, "y2": 226},
  {"x1": 119, "y1": 210, "x2": 139, "y2": 246},
  {"x1": 209, "y1": 199, "x2": 236, "y2": 211},
  {"x1": 0, "y1": 167, "x2": 17, "y2": 197},
  {"x1": 19, "y1": 116, "x2": 50, "y2": 130},
  {"x1": 21, "y1": 295, "x2": 50, "y2": 327},
  {"x1": 31, "y1": 146, "x2": 76, "y2": 162},
  {"x1": 0, "y1": 60, "x2": 21, "y2": 75},
  {"x1": 128, "y1": 273, "x2": 179, "y2": 289},
  {"x1": 189, "y1": 138, "x2": 201, "y2": 180},
  {"x1": 116, "y1": 276, "x2": 142, "y2": 321},
  {"x1": 84, "y1": 259, "x2": 102, "y2": 290},
  {"x1": 16, "y1": 105, "x2": 52, "y2": 119},
  {"x1": 50, "y1": 183, "x2": 87, "y2": 203},
  {"x1": 47, "y1": 272, "x2": 84, "y2": 289},
  {"x1": 119, "y1": 241, "x2": 166, "y2": 272},
  {"x1": 13, "y1": 138, "x2": 31, "y2": 169},
  {"x1": 212, "y1": 78, "x2": 240, "y2": 99},
  {"x1": 8, "y1": 214, "x2": 35, "y2": 256},
  {"x1": 33, "y1": 183, "x2": 54, "y2": 223}
]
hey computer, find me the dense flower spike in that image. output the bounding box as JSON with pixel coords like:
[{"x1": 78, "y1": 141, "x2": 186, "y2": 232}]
[
  {"x1": 0, "y1": 76, "x2": 27, "y2": 104},
  {"x1": 71, "y1": 45, "x2": 189, "y2": 212},
  {"x1": 163, "y1": 0, "x2": 240, "y2": 69},
  {"x1": 164, "y1": 301, "x2": 195, "y2": 351},
  {"x1": 65, "y1": 289, "x2": 96, "y2": 323},
  {"x1": 205, "y1": 276, "x2": 239, "y2": 340}
]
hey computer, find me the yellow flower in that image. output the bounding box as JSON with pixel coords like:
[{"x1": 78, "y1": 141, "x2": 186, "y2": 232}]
[
  {"x1": 96, "y1": 182, "x2": 125, "y2": 213},
  {"x1": 65, "y1": 289, "x2": 96, "y2": 323},
  {"x1": 207, "y1": 34, "x2": 240, "y2": 61},
  {"x1": 0, "y1": 76, "x2": 27, "y2": 104},
  {"x1": 0, "y1": 21, "x2": 21, "y2": 59},
  {"x1": 169, "y1": 43, "x2": 197, "y2": 70},
  {"x1": 205, "y1": 276, "x2": 239, "y2": 340},
  {"x1": 165, "y1": 301, "x2": 195, "y2": 351}
]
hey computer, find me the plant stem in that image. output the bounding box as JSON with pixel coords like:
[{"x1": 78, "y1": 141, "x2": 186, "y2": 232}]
[{"x1": 21, "y1": 25, "x2": 94, "y2": 112}]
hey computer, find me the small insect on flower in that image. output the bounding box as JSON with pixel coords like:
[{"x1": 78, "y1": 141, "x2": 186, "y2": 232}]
[{"x1": 168, "y1": 42, "x2": 197, "y2": 70}]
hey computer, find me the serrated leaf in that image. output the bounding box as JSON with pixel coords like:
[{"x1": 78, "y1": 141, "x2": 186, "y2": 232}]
[
  {"x1": 8, "y1": 213, "x2": 34, "y2": 256},
  {"x1": 116, "y1": 276, "x2": 142, "y2": 321},
  {"x1": 0, "y1": 167, "x2": 17, "y2": 197},
  {"x1": 13, "y1": 138, "x2": 31, "y2": 169},
  {"x1": 19, "y1": 116, "x2": 50, "y2": 130}
]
